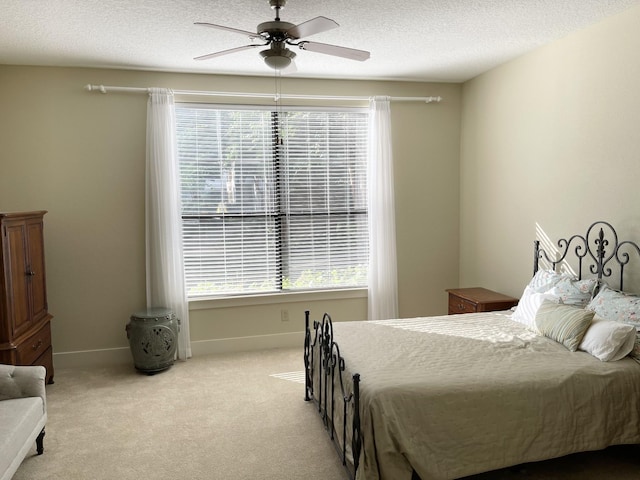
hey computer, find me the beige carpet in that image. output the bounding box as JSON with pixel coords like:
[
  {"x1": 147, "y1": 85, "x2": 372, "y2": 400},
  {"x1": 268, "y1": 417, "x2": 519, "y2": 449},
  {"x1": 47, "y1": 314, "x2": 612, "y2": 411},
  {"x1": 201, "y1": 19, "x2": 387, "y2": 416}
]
[{"x1": 13, "y1": 348, "x2": 640, "y2": 480}]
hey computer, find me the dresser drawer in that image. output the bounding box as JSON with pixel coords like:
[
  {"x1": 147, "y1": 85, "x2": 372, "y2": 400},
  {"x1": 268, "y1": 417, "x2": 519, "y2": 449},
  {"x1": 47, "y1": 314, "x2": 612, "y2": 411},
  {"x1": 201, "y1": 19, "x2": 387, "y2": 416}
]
[
  {"x1": 16, "y1": 322, "x2": 51, "y2": 366},
  {"x1": 34, "y1": 346, "x2": 54, "y2": 384}
]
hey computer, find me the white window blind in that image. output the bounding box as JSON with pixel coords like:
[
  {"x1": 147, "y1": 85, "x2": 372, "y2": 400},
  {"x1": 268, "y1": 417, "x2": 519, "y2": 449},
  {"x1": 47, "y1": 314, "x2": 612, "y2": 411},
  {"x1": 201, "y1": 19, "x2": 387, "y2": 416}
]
[{"x1": 176, "y1": 104, "x2": 369, "y2": 298}]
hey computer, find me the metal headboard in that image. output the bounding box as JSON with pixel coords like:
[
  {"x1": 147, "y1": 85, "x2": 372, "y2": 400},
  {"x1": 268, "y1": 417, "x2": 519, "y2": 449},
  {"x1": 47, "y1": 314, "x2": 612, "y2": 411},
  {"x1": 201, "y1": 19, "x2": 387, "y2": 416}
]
[{"x1": 533, "y1": 221, "x2": 640, "y2": 291}]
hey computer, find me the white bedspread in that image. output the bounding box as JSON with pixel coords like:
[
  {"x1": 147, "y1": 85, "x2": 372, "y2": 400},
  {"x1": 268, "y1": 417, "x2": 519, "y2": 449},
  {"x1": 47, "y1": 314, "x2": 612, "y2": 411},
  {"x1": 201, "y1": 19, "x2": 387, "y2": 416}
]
[{"x1": 328, "y1": 312, "x2": 640, "y2": 480}]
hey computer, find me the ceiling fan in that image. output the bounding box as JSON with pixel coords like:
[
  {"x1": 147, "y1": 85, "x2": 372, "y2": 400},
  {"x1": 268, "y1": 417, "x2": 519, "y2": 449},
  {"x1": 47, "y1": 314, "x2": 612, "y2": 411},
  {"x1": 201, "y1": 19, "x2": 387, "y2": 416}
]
[{"x1": 194, "y1": 0, "x2": 370, "y2": 72}]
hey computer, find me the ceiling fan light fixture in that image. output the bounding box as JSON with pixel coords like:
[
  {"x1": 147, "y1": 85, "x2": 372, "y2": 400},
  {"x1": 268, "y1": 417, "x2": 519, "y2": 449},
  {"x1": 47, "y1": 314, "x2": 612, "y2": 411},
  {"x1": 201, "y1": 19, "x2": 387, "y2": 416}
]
[{"x1": 260, "y1": 47, "x2": 296, "y2": 70}]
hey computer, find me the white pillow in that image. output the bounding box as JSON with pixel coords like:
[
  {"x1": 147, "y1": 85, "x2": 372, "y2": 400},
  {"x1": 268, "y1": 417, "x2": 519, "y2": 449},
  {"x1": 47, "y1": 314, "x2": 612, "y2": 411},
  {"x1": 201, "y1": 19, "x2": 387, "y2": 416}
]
[
  {"x1": 527, "y1": 269, "x2": 569, "y2": 293},
  {"x1": 511, "y1": 289, "x2": 558, "y2": 331},
  {"x1": 511, "y1": 269, "x2": 567, "y2": 329},
  {"x1": 578, "y1": 316, "x2": 636, "y2": 361}
]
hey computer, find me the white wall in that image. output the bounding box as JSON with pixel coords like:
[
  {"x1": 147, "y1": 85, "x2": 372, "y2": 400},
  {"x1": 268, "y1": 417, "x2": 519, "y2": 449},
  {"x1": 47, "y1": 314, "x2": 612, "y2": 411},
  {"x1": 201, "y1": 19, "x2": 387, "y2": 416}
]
[
  {"x1": 0, "y1": 66, "x2": 461, "y2": 364},
  {"x1": 459, "y1": 4, "x2": 640, "y2": 297}
]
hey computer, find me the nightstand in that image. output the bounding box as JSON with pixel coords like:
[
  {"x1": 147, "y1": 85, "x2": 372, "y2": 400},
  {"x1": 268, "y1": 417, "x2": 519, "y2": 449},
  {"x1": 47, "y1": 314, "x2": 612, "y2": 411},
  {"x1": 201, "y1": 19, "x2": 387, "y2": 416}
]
[{"x1": 446, "y1": 287, "x2": 519, "y2": 315}]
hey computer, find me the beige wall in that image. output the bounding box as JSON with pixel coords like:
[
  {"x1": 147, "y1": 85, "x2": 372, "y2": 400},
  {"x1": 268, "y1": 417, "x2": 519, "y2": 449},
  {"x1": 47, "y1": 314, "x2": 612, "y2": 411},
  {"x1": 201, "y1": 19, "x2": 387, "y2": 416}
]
[
  {"x1": 0, "y1": 66, "x2": 461, "y2": 359},
  {"x1": 5, "y1": 3, "x2": 638, "y2": 363},
  {"x1": 459, "y1": 4, "x2": 640, "y2": 298}
]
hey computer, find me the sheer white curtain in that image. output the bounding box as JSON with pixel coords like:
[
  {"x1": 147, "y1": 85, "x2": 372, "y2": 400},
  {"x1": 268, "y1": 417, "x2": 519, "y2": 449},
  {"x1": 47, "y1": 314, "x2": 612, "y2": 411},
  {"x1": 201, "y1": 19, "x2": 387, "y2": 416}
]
[
  {"x1": 146, "y1": 88, "x2": 191, "y2": 359},
  {"x1": 367, "y1": 96, "x2": 399, "y2": 320}
]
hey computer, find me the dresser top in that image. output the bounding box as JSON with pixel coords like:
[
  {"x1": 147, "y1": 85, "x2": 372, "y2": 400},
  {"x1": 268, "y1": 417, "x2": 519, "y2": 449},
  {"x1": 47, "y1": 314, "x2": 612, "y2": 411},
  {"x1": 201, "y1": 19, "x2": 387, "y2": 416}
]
[{"x1": 0, "y1": 211, "x2": 47, "y2": 219}]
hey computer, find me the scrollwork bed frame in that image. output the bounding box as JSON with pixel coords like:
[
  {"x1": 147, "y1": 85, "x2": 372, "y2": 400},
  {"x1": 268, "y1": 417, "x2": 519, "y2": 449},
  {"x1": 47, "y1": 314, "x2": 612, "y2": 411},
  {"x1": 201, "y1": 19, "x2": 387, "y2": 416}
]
[
  {"x1": 533, "y1": 220, "x2": 640, "y2": 290},
  {"x1": 304, "y1": 220, "x2": 640, "y2": 480},
  {"x1": 304, "y1": 311, "x2": 361, "y2": 479}
]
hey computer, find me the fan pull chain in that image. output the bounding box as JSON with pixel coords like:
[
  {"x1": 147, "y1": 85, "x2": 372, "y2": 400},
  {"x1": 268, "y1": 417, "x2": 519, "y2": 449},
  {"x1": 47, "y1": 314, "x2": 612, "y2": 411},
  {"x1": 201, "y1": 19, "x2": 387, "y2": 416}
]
[{"x1": 274, "y1": 70, "x2": 284, "y2": 145}]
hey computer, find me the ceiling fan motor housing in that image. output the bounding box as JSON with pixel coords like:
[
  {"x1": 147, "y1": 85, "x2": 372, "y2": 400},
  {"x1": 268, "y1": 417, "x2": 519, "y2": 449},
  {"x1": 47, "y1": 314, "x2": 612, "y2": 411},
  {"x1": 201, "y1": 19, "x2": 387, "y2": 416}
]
[
  {"x1": 269, "y1": 0, "x2": 286, "y2": 10},
  {"x1": 258, "y1": 21, "x2": 296, "y2": 40}
]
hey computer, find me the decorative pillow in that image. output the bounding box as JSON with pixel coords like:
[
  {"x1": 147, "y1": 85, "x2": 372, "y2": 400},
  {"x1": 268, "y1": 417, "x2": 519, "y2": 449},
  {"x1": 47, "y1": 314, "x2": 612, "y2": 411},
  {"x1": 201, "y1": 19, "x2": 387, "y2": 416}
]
[
  {"x1": 586, "y1": 285, "x2": 640, "y2": 364},
  {"x1": 547, "y1": 277, "x2": 597, "y2": 308},
  {"x1": 535, "y1": 300, "x2": 594, "y2": 351},
  {"x1": 578, "y1": 316, "x2": 636, "y2": 361},
  {"x1": 586, "y1": 284, "x2": 640, "y2": 327}
]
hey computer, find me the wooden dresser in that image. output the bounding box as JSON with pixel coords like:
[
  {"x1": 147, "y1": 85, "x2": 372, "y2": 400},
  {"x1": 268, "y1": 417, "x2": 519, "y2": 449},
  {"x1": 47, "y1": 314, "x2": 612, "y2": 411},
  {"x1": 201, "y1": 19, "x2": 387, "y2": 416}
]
[
  {"x1": 0, "y1": 211, "x2": 54, "y2": 383},
  {"x1": 446, "y1": 287, "x2": 519, "y2": 315}
]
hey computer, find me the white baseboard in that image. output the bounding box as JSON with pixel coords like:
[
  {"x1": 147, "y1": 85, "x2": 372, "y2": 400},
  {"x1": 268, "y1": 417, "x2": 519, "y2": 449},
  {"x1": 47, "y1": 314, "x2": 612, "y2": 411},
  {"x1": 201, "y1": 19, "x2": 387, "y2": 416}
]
[
  {"x1": 190, "y1": 331, "x2": 304, "y2": 356},
  {"x1": 53, "y1": 331, "x2": 305, "y2": 369},
  {"x1": 53, "y1": 347, "x2": 132, "y2": 369}
]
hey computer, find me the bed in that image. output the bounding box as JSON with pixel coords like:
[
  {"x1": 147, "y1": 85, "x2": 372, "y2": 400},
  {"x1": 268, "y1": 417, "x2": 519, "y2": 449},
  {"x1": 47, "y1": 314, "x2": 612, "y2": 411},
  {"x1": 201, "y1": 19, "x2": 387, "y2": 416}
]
[{"x1": 303, "y1": 221, "x2": 640, "y2": 480}]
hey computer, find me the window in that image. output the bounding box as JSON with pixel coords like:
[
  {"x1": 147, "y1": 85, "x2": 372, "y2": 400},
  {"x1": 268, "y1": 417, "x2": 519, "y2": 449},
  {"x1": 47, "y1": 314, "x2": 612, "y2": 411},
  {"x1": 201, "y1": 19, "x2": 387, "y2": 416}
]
[{"x1": 176, "y1": 104, "x2": 369, "y2": 298}]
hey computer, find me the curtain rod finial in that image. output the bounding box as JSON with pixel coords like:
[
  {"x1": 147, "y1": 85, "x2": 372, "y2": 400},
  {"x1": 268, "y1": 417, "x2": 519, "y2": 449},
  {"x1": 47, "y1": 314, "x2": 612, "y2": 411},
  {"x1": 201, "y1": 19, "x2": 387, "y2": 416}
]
[{"x1": 84, "y1": 84, "x2": 107, "y2": 93}]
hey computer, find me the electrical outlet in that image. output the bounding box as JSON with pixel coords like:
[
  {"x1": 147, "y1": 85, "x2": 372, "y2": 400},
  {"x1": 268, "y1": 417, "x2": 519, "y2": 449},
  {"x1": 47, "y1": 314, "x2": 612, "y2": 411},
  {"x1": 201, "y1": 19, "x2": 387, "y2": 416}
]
[{"x1": 281, "y1": 309, "x2": 289, "y2": 322}]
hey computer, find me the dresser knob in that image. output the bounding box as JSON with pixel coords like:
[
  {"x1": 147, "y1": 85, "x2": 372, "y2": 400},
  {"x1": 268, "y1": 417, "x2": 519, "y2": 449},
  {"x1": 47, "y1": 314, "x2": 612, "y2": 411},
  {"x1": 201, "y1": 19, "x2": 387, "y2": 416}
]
[{"x1": 32, "y1": 339, "x2": 43, "y2": 350}]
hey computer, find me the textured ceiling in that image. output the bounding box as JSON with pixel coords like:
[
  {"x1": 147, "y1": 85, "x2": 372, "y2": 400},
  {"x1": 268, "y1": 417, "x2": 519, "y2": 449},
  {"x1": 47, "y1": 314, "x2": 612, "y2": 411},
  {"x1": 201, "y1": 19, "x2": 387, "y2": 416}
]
[{"x1": 2, "y1": 0, "x2": 639, "y2": 82}]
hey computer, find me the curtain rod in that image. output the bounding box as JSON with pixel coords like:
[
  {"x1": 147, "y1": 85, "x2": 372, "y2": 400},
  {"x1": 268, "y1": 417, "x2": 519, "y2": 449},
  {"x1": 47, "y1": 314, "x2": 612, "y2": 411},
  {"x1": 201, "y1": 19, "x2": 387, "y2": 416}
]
[{"x1": 83, "y1": 84, "x2": 442, "y2": 104}]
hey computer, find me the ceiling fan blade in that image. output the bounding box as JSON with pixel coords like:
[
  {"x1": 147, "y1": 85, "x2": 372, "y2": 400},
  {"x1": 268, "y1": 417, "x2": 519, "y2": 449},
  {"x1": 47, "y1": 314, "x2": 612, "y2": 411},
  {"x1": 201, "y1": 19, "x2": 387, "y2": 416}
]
[
  {"x1": 194, "y1": 22, "x2": 263, "y2": 41},
  {"x1": 194, "y1": 44, "x2": 262, "y2": 61},
  {"x1": 298, "y1": 41, "x2": 370, "y2": 61},
  {"x1": 286, "y1": 16, "x2": 339, "y2": 39}
]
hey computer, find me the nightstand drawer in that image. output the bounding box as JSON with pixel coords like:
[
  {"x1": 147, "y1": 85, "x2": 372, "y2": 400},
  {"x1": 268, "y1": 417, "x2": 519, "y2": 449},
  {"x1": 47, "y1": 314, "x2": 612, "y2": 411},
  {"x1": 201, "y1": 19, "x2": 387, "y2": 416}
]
[
  {"x1": 446, "y1": 288, "x2": 519, "y2": 315},
  {"x1": 448, "y1": 296, "x2": 478, "y2": 314}
]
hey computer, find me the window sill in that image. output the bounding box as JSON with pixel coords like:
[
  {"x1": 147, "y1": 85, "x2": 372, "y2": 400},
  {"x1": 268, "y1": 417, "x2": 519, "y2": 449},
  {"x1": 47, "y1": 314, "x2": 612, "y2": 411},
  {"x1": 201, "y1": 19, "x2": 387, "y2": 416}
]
[{"x1": 188, "y1": 288, "x2": 368, "y2": 311}]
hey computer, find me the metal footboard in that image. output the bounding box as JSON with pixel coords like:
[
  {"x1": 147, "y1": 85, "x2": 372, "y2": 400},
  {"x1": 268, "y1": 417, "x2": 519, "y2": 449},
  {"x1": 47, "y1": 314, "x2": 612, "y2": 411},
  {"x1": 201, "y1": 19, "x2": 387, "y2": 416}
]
[{"x1": 304, "y1": 311, "x2": 361, "y2": 479}]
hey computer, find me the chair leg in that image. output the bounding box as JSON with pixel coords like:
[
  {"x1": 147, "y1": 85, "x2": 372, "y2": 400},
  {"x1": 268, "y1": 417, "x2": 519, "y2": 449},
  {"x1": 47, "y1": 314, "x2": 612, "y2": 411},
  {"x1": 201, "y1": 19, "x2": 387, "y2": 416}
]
[{"x1": 36, "y1": 428, "x2": 45, "y2": 455}]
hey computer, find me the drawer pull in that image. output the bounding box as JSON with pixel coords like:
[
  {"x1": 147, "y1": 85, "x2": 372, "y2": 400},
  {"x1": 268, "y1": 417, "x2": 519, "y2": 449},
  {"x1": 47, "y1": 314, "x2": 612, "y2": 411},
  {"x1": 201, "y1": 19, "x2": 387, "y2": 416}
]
[
  {"x1": 32, "y1": 339, "x2": 43, "y2": 351},
  {"x1": 458, "y1": 303, "x2": 464, "y2": 310}
]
